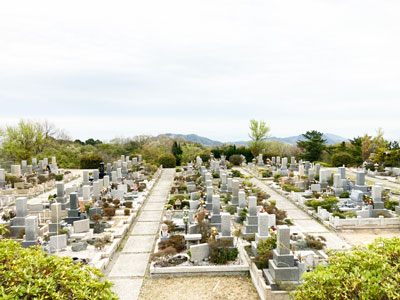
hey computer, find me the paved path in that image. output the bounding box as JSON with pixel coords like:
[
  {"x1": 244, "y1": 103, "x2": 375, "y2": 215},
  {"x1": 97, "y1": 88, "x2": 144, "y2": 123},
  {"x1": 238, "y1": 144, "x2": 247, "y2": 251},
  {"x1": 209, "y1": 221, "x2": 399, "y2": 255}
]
[
  {"x1": 106, "y1": 169, "x2": 175, "y2": 300},
  {"x1": 239, "y1": 168, "x2": 350, "y2": 250}
]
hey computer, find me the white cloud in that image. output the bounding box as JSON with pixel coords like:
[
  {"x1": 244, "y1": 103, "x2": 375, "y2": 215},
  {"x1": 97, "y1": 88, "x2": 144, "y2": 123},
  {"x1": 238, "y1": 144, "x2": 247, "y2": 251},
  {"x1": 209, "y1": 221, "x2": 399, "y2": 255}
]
[{"x1": 0, "y1": 0, "x2": 399, "y2": 141}]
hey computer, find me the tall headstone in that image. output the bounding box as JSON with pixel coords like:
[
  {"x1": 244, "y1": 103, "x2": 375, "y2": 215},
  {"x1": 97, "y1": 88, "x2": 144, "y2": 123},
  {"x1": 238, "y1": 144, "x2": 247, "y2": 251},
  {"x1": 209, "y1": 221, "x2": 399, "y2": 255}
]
[
  {"x1": 10, "y1": 197, "x2": 28, "y2": 236},
  {"x1": 22, "y1": 216, "x2": 39, "y2": 248},
  {"x1": 65, "y1": 192, "x2": 81, "y2": 224},
  {"x1": 0, "y1": 169, "x2": 5, "y2": 188},
  {"x1": 251, "y1": 213, "x2": 276, "y2": 255},
  {"x1": 103, "y1": 175, "x2": 110, "y2": 187},
  {"x1": 243, "y1": 196, "x2": 258, "y2": 235},
  {"x1": 230, "y1": 179, "x2": 239, "y2": 206},
  {"x1": 210, "y1": 195, "x2": 221, "y2": 230},
  {"x1": 11, "y1": 165, "x2": 21, "y2": 177},
  {"x1": 93, "y1": 181, "x2": 101, "y2": 199},
  {"x1": 220, "y1": 171, "x2": 228, "y2": 193},
  {"x1": 49, "y1": 203, "x2": 63, "y2": 236},
  {"x1": 82, "y1": 185, "x2": 91, "y2": 204},
  {"x1": 56, "y1": 182, "x2": 68, "y2": 209},
  {"x1": 21, "y1": 160, "x2": 27, "y2": 174},
  {"x1": 227, "y1": 178, "x2": 233, "y2": 194},
  {"x1": 82, "y1": 171, "x2": 90, "y2": 186},
  {"x1": 354, "y1": 171, "x2": 368, "y2": 192},
  {"x1": 338, "y1": 167, "x2": 346, "y2": 179},
  {"x1": 206, "y1": 186, "x2": 213, "y2": 211},
  {"x1": 257, "y1": 154, "x2": 264, "y2": 166}
]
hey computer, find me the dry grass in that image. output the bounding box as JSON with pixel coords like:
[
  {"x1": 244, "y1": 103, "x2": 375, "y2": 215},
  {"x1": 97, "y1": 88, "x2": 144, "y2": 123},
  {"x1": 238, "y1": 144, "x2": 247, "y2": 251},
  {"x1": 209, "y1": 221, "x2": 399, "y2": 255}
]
[
  {"x1": 139, "y1": 276, "x2": 259, "y2": 300},
  {"x1": 339, "y1": 231, "x2": 400, "y2": 246}
]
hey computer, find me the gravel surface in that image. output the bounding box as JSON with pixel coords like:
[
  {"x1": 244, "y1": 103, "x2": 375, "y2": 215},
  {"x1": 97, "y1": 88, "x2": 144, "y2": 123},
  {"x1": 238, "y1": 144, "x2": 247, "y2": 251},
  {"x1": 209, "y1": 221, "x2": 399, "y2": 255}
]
[
  {"x1": 339, "y1": 231, "x2": 399, "y2": 246},
  {"x1": 139, "y1": 276, "x2": 259, "y2": 300}
]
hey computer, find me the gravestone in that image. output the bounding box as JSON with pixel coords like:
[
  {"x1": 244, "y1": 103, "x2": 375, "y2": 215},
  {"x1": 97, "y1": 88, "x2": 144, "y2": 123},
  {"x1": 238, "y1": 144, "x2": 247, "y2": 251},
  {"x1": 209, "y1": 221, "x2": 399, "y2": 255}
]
[
  {"x1": 210, "y1": 195, "x2": 221, "y2": 230},
  {"x1": 289, "y1": 156, "x2": 297, "y2": 171},
  {"x1": 21, "y1": 160, "x2": 27, "y2": 174},
  {"x1": 251, "y1": 213, "x2": 276, "y2": 255},
  {"x1": 243, "y1": 196, "x2": 258, "y2": 235},
  {"x1": 99, "y1": 162, "x2": 105, "y2": 179},
  {"x1": 206, "y1": 186, "x2": 213, "y2": 211},
  {"x1": 11, "y1": 165, "x2": 21, "y2": 177},
  {"x1": 190, "y1": 243, "x2": 209, "y2": 262},
  {"x1": 103, "y1": 175, "x2": 110, "y2": 188},
  {"x1": 219, "y1": 212, "x2": 233, "y2": 246},
  {"x1": 22, "y1": 216, "x2": 39, "y2": 248},
  {"x1": 82, "y1": 185, "x2": 91, "y2": 204},
  {"x1": 49, "y1": 202, "x2": 64, "y2": 236},
  {"x1": 220, "y1": 171, "x2": 228, "y2": 193},
  {"x1": 280, "y1": 157, "x2": 288, "y2": 176},
  {"x1": 0, "y1": 169, "x2": 5, "y2": 188},
  {"x1": 10, "y1": 197, "x2": 28, "y2": 236},
  {"x1": 338, "y1": 167, "x2": 346, "y2": 179},
  {"x1": 93, "y1": 181, "x2": 101, "y2": 199},
  {"x1": 82, "y1": 171, "x2": 90, "y2": 186},
  {"x1": 227, "y1": 178, "x2": 233, "y2": 194},
  {"x1": 73, "y1": 219, "x2": 90, "y2": 233},
  {"x1": 264, "y1": 225, "x2": 305, "y2": 286},
  {"x1": 257, "y1": 154, "x2": 264, "y2": 166},
  {"x1": 230, "y1": 179, "x2": 239, "y2": 206},
  {"x1": 56, "y1": 182, "x2": 68, "y2": 209},
  {"x1": 93, "y1": 170, "x2": 99, "y2": 181},
  {"x1": 111, "y1": 171, "x2": 117, "y2": 183},
  {"x1": 49, "y1": 234, "x2": 67, "y2": 251},
  {"x1": 354, "y1": 171, "x2": 368, "y2": 193},
  {"x1": 333, "y1": 174, "x2": 344, "y2": 196},
  {"x1": 235, "y1": 190, "x2": 246, "y2": 222},
  {"x1": 65, "y1": 192, "x2": 81, "y2": 224}
]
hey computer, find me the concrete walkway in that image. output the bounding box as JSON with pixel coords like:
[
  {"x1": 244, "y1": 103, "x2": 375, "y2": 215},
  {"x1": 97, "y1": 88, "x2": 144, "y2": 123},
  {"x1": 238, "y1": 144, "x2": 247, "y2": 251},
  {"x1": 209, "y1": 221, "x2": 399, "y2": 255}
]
[
  {"x1": 106, "y1": 169, "x2": 175, "y2": 300},
  {"x1": 239, "y1": 168, "x2": 350, "y2": 250}
]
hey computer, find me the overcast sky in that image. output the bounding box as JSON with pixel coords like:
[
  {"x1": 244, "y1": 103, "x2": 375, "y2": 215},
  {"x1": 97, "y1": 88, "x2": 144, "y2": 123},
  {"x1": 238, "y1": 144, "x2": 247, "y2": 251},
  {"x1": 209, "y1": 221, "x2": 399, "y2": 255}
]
[{"x1": 0, "y1": 0, "x2": 399, "y2": 142}]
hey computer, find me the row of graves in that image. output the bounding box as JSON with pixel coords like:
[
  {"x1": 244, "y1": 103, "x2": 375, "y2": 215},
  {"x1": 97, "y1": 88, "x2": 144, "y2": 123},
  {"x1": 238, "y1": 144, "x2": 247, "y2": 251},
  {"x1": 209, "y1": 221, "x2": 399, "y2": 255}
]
[
  {"x1": 251, "y1": 157, "x2": 400, "y2": 230},
  {"x1": 0, "y1": 154, "x2": 161, "y2": 272},
  {"x1": 0, "y1": 157, "x2": 78, "y2": 218},
  {"x1": 151, "y1": 156, "x2": 327, "y2": 299}
]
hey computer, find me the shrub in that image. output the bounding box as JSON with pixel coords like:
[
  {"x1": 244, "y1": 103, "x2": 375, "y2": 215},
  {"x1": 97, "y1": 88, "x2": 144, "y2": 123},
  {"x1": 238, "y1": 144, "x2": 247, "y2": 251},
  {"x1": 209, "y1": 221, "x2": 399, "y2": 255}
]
[
  {"x1": 332, "y1": 212, "x2": 345, "y2": 219},
  {"x1": 55, "y1": 174, "x2": 64, "y2": 181},
  {"x1": 151, "y1": 247, "x2": 177, "y2": 266},
  {"x1": 339, "y1": 191, "x2": 350, "y2": 198},
  {"x1": 103, "y1": 207, "x2": 116, "y2": 219},
  {"x1": 257, "y1": 235, "x2": 277, "y2": 255},
  {"x1": 125, "y1": 201, "x2": 133, "y2": 208},
  {"x1": 158, "y1": 234, "x2": 185, "y2": 252},
  {"x1": 80, "y1": 154, "x2": 103, "y2": 169},
  {"x1": 175, "y1": 167, "x2": 182, "y2": 172},
  {"x1": 158, "y1": 153, "x2": 176, "y2": 168},
  {"x1": 0, "y1": 239, "x2": 117, "y2": 299},
  {"x1": 229, "y1": 154, "x2": 243, "y2": 166},
  {"x1": 254, "y1": 251, "x2": 273, "y2": 269},
  {"x1": 208, "y1": 240, "x2": 238, "y2": 264},
  {"x1": 124, "y1": 209, "x2": 130, "y2": 216},
  {"x1": 273, "y1": 174, "x2": 281, "y2": 182},
  {"x1": 344, "y1": 211, "x2": 357, "y2": 218},
  {"x1": 226, "y1": 205, "x2": 236, "y2": 215},
  {"x1": 292, "y1": 238, "x2": 400, "y2": 299},
  {"x1": 163, "y1": 220, "x2": 176, "y2": 233},
  {"x1": 305, "y1": 196, "x2": 338, "y2": 213},
  {"x1": 282, "y1": 184, "x2": 300, "y2": 192},
  {"x1": 5, "y1": 175, "x2": 24, "y2": 187},
  {"x1": 331, "y1": 152, "x2": 354, "y2": 167},
  {"x1": 231, "y1": 169, "x2": 242, "y2": 178},
  {"x1": 304, "y1": 234, "x2": 326, "y2": 250},
  {"x1": 385, "y1": 200, "x2": 399, "y2": 211},
  {"x1": 239, "y1": 208, "x2": 248, "y2": 224},
  {"x1": 92, "y1": 213, "x2": 102, "y2": 222}
]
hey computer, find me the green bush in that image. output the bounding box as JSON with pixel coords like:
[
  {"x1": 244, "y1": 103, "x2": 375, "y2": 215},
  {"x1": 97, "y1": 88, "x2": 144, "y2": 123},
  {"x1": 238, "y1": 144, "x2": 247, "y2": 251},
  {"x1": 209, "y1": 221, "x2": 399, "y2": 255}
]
[
  {"x1": 273, "y1": 174, "x2": 281, "y2": 182},
  {"x1": 257, "y1": 236, "x2": 277, "y2": 255},
  {"x1": 208, "y1": 240, "x2": 238, "y2": 264},
  {"x1": 292, "y1": 238, "x2": 400, "y2": 299},
  {"x1": 158, "y1": 153, "x2": 176, "y2": 168},
  {"x1": 229, "y1": 154, "x2": 243, "y2": 166},
  {"x1": 226, "y1": 205, "x2": 236, "y2": 215},
  {"x1": 282, "y1": 184, "x2": 300, "y2": 192},
  {"x1": 80, "y1": 154, "x2": 103, "y2": 169},
  {"x1": 55, "y1": 174, "x2": 64, "y2": 181},
  {"x1": 331, "y1": 152, "x2": 354, "y2": 167},
  {"x1": 231, "y1": 169, "x2": 242, "y2": 178},
  {"x1": 339, "y1": 191, "x2": 350, "y2": 198},
  {"x1": 385, "y1": 200, "x2": 399, "y2": 211},
  {"x1": 305, "y1": 196, "x2": 338, "y2": 212},
  {"x1": 332, "y1": 212, "x2": 345, "y2": 219},
  {"x1": 344, "y1": 211, "x2": 357, "y2": 218},
  {"x1": 0, "y1": 239, "x2": 117, "y2": 299}
]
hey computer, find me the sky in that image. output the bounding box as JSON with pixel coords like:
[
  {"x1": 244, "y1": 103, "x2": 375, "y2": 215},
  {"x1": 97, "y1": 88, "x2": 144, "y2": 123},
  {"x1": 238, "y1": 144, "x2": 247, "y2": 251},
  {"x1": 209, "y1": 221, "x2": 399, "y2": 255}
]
[{"x1": 0, "y1": 0, "x2": 399, "y2": 142}]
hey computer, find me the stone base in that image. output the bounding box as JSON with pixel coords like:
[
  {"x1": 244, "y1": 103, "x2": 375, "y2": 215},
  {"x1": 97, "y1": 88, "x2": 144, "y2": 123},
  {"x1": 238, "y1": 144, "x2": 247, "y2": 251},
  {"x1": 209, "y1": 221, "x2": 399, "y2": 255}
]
[
  {"x1": 272, "y1": 249, "x2": 295, "y2": 267},
  {"x1": 267, "y1": 259, "x2": 303, "y2": 282},
  {"x1": 65, "y1": 217, "x2": 81, "y2": 225},
  {"x1": 231, "y1": 197, "x2": 239, "y2": 206},
  {"x1": 255, "y1": 233, "x2": 269, "y2": 243},
  {"x1": 246, "y1": 215, "x2": 258, "y2": 225},
  {"x1": 206, "y1": 203, "x2": 213, "y2": 211},
  {"x1": 221, "y1": 186, "x2": 227, "y2": 193},
  {"x1": 333, "y1": 188, "x2": 344, "y2": 196},
  {"x1": 354, "y1": 185, "x2": 369, "y2": 193},
  {"x1": 21, "y1": 240, "x2": 39, "y2": 248},
  {"x1": 263, "y1": 269, "x2": 302, "y2": 289},
  {"x1": 210, "y1": 223, "x2": 221, "y2": 231},
  {"x1": 228, "y1": 201, "x2": 238, "y2": 207},
  {"x1": 211, "y1": 214, "x2": 221, "y2": 224},
  {"x1": 243, "y1": 222, "x2": 258, "y2": 234},
  {"x1": 320, "y1": 182, "x2": 328, "y2": 189}
]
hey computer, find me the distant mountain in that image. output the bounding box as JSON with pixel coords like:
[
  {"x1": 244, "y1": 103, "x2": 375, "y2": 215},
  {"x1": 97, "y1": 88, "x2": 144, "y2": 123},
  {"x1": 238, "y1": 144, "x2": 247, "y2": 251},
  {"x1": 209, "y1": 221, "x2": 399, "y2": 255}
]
[
  {"x1": 162, "y1": 133, "x2": 347, "y2": 147},
  {"x1": 163, "y1": 133, "x2": 223, "y2": 146}
]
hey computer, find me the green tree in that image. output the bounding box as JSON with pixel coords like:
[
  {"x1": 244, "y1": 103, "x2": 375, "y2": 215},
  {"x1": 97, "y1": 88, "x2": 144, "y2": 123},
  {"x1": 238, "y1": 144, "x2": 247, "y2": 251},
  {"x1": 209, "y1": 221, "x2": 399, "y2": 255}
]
[
  {"x1": 0, "y1": 120, "x2": 45, "y2": 161},
  {"x1": 158, "y1": 153, "x2": 176, "y2": 168},
  {"x1": 248, "y1": 120, "x2": 270, "y2": 157},
  {"x1": 171, "y1": 141, "x2": 183, "y2": 166},
  {"x1": 297, "y1": 131, "x2": 326, "y2": 162},
  {"x1": 292, "y1": 237, "x2": 400, "y2": 299},
  {"x1": 0, "y1": 239, "x2": 118, "y2": 299}
]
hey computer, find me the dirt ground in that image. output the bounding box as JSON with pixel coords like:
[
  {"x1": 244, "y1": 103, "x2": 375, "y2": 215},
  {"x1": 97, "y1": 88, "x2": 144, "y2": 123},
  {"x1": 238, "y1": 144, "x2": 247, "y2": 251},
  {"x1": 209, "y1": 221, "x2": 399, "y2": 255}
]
[
  {"x1": 139, "y1": 276, "x2": 260, "y2": 300},
  {"x1": 339, "y1": 231, "x2": 399, "y2": 247}
]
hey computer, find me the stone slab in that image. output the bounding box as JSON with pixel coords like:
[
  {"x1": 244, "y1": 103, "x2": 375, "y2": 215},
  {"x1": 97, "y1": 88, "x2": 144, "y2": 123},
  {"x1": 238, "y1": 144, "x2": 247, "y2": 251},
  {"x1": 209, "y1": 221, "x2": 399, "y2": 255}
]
[
  {"x1": 138, "y1": 211, "x2": 163, "y2": 222},
  {"x1": 131, "y1": 222, "x2": 160, "y2": 235},
  {"x1": 108, "y1": 253, "x2": 151, "y2": 277},
  {"x1": 111, "y1": 278, "x2": 143, "y2": 300},
  {"x1": 122, "y1": 236, "x2": 155, "y2": 253}
]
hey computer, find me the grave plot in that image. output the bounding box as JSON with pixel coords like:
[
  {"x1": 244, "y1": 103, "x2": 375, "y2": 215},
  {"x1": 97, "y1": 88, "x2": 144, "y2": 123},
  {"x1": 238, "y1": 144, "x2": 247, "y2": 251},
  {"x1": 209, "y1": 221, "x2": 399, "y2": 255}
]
[
  {"x1": 150, "y1": 156, "x2": 249, "y2": 277},
  {"x1": 0, "y1": 155, "x2": 161, "y2": 272},
  {"x1": 251, "y1": 158, "x2": 400, "y2": 230}
]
